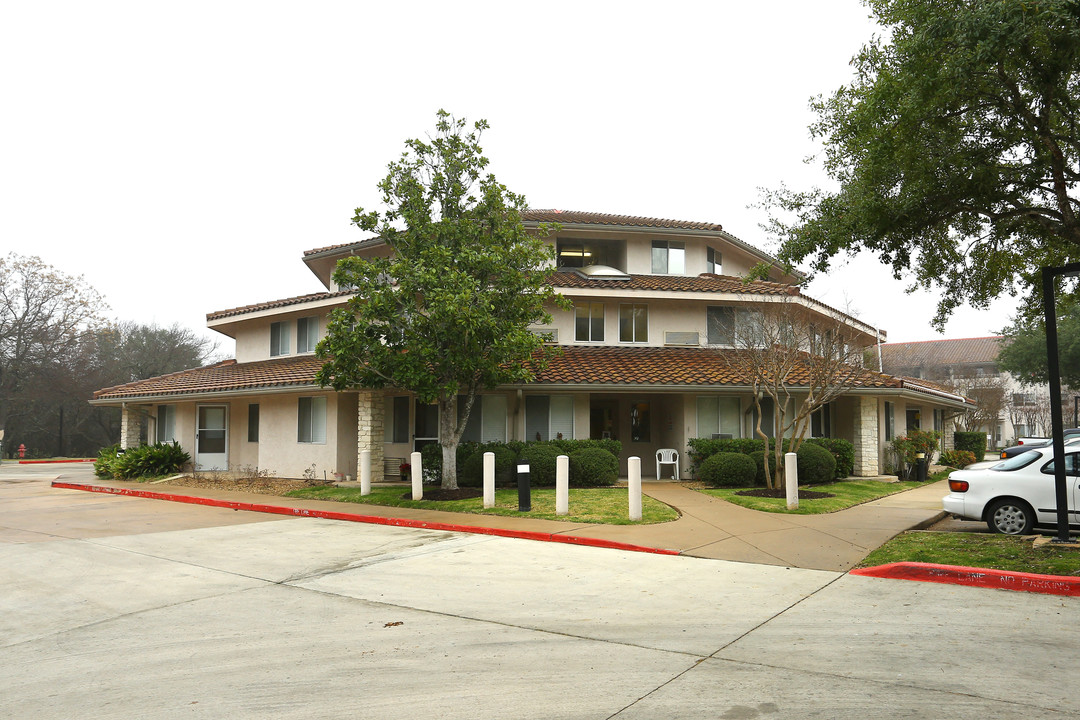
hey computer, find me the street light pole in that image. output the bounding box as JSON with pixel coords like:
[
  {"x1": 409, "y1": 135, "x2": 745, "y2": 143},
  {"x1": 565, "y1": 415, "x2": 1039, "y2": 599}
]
[{"x1": 1042, "y1": 263, "x2": 1080, "y2": 543}]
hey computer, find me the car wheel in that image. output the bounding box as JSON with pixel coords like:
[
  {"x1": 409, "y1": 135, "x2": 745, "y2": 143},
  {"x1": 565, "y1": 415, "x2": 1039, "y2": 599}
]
[{"x1": 986, "y1": 498, "x2": 1035, "y2": 535}]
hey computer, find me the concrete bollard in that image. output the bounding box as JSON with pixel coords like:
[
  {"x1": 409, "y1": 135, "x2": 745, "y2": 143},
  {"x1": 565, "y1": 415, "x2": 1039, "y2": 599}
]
[
  {"x1": 785, "y1": 451, "x2": 798, "y2": 510},
  {"x1": 556, "y1": 455, "x2": 569, "y2": 516},
  {"x1": 483, "y1": 452, "x2": 495, "y2": 508},
  {"x1": 628, "y1": 456, "x2": 642, "y2": 521},
  {"x1": 411, "y1": 451, "x2": 423, "y2": 501},
  {"x1": 360, "y1": 449, "x2": 371, "y2": 496}
]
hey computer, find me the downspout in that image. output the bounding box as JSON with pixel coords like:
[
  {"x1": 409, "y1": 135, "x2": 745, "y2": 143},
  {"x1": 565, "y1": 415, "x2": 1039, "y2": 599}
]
[{"x1": 876, "y1": 328, "x2": 883, "y2": 373}]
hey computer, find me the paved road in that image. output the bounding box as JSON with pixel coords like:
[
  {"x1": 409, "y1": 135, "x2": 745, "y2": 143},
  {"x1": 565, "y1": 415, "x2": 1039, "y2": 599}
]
[{"x1": 2, "y1": 463, "x2": 1078, "y2": 719}]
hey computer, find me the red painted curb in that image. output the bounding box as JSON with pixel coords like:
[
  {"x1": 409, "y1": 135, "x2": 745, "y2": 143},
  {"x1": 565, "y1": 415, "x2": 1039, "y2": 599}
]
[
  {"x1": 18, "y1": 458, "x2": 95, "y2": 464},
  {"x1": 51, "y1": 482, "x2": 681, "y2": 557},
  {"x1": 851, "y1": 562, "x2": 1080, "y2": 597}
]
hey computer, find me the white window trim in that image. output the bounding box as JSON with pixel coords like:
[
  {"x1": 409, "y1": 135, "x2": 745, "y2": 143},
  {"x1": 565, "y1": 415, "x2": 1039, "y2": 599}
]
[{"x1": 619, "y1": 303, "x2": 649, "y2": 344}]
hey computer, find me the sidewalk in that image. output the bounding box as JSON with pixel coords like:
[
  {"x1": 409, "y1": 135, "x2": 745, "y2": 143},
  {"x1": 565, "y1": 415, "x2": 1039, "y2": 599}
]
[{"x1": 53, "y1": 475, "x2": 947, "y2": 572}]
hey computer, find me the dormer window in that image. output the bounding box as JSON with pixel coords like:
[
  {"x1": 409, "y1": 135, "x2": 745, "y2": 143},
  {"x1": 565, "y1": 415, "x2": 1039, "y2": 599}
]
[
  {"x1": 707, "y1": 247, "x2": 723, "y2": 275},
  {"x1": 556, "y1": 238, "x2": 626, "y2": 270},
  {"x1": 651, "y1": 240, "x2": 685, "y2": 274}
]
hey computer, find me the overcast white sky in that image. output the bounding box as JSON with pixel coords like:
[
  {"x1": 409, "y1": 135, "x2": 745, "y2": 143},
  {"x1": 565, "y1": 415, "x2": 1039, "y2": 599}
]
[{"x1": 3, "y1": 0, "x2": 1020, "y2": 358}]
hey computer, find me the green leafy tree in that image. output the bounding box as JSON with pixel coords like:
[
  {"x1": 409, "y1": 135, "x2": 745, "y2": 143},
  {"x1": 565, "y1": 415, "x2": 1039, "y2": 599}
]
[
  {"x1": 316, "y1": 111, "x2": 568, "y2": 490},
  {"x1": 999, "y1": 306, "x2": 1080, "y2": 387},
  {"x1": 763, "y1": 0, "x2": 1080, "y2": 327}
]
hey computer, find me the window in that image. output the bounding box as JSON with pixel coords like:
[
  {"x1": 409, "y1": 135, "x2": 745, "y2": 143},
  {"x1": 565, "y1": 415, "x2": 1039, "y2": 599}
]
[
  {"x1": 697, "y1": 397, "x2": 740, "y2": 438},
  {"x1": 706, "y1": 306, "x2": 761, "y2": 346},
  {"x1": 270, "y1": 321, "x2": 290, "y2": 357},
  {"x1": 556, "y1": 238, "x2": 625, "y2": 270},
  {"x1": 458, "y1": 394, "x2": 509, "y2": 443},
  {"x1": 651, "y1": 240, "x2": 685, "y2": 274},
  {"x1": 247, "y1": 404, "x2": 259, "y2": 442},
  {"x1": 707, "y1": 247, "x2": 722, "y2": 275},
  {"x1": 524, "y1": 395, "x2": 574, "y2": 441},
  {"x1": 619, "y1": 304, "x2": 648, "y2": 343},
  {"x1": 298, "y1": 396, "x2": 326, "y2": 443},
  {"x1": 575, "y1": 302, "x2": 604, "y2": 342},
  {"x1": 811, "y1": 403, "x2": 833, "y2": 437},
  {"x1": 296, "y1": 316, "x2": 318, "y2": 353},
  {"x1": 885, "y1": 401, "x2": 895, "y2": 441},
  {"x1": 156, "y1": 405, "x2": 176, "y2": 443},
  {"x1": 385, "y1": 396, "x2": 410, "y2": 443},
  {"x1": 906, "y1": 408, "x2": 921, "y2": 430}
]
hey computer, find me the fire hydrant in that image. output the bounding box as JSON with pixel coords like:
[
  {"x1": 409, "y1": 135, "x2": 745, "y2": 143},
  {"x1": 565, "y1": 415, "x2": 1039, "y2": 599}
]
[{"x1": 18, "y1": 444, "x2": 26, "y2": 458}]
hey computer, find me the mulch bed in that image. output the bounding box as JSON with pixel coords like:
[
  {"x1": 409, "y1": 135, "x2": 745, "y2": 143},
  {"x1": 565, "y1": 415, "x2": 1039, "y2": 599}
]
[{"x1": 735, "y1": 488, "x2": 835, "y2": 499}]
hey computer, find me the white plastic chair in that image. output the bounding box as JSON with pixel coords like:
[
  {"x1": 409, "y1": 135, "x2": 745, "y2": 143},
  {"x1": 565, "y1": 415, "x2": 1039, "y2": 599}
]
[{"x1": 656, "y1": 449, "x2": 679, "y2": 480}]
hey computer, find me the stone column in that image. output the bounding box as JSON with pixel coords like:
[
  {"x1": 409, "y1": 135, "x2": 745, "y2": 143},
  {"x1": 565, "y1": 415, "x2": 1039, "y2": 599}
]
[
  {"x1": 357, "y1": 391, "x2": 385, "y2": 483},
  {"x1": 119, "y1": 404, "x2": 142, "y2": 450},
  {"x1": 851, "y1": 395, "x2": 880, "y2": 477}
]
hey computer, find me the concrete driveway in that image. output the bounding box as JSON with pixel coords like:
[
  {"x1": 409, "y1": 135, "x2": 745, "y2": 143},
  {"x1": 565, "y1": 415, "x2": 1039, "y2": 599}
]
[{"x1": 2, "y1": 464, "x2": 1078, "y2": 718}]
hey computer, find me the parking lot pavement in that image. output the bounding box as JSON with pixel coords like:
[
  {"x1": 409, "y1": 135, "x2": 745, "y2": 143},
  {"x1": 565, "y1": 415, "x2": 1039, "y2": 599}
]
[{"x1": 3, "y1": 469, "x2": 1079, "y2": 719}]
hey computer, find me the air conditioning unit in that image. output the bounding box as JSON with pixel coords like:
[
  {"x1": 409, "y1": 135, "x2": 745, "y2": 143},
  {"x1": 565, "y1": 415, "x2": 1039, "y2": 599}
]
[{"x1": 665, "y1": 331, "x2": 699, "y2": 346}]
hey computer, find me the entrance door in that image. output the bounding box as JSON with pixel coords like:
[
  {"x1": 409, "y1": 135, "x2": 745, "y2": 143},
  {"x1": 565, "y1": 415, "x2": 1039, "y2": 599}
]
[{"x1": 196, "y1": 405, "x2": 228, "y2": 470}]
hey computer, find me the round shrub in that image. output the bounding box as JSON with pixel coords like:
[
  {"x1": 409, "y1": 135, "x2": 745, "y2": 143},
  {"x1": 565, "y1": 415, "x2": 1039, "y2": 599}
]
[
  {"x1": 520, "y1": 442, "x2": 563, "y2": 486},
  {"x1": 749, "y1": 450, "x2": 781, "y2": 487},
  {"x1": 940, "y1": 449, "x2": 977, "y2": 468},
  {"x1": 699, "y1": 452, "x2": 757, "y2": 488},
  {"x1": 459, "y1": 444, "x2": 518, "y2": 487},
  {"x1": 568, "y1": 448, "x2": 619, "y2": 487},
  {"x1": 796, "y1": 442, "x2": 836, "y2": 485}
]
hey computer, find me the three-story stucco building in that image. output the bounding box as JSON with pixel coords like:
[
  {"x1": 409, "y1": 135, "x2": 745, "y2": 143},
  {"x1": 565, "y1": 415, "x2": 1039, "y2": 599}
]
[{"x1": 93, "y1": 210, "x2": 971, "y2": 480}]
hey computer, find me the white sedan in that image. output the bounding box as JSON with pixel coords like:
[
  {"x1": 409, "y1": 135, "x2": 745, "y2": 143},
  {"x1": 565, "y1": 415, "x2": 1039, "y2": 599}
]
[{"x1": 943, "y1": 445, "x2": 1080, "y2": 535}]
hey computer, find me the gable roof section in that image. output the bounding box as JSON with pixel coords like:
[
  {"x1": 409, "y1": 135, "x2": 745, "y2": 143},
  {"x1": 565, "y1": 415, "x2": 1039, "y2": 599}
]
[
  {"x1": 879, "y1": 336, "x2": 1004, "y2": 371},
  {"x1": 207, "y1": 290, "x2": 352, "y2": 322},
  {"x1": 522, "y1": 209, "x2": 725, "y2": 232},
  {"x1": 92, "y1": 347, "x2": 970, "y2": 406}
]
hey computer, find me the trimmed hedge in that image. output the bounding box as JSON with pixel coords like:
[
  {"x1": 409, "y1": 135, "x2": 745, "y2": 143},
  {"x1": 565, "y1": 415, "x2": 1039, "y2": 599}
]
[
  {"x1": 953, "y1": 431, "x2": 987, "y2": 462},
  {"x1": 519, "y1": 442, "x2": 563, "y2": 486},
  {"x1": 699, "y1": 452, "x2": 758, "y2": 487},
  {"x1": 688, "y1": 436, "x2": 854, "y2": 481},
  {"x1": 425, "y1": 439, "x2": 623, "y2": 487},
  {"x1": 568, "y1": 448, "x2": 620, "y2": 487}
]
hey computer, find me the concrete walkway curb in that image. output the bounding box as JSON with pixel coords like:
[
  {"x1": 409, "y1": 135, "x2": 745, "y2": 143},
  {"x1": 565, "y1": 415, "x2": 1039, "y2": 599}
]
[
  {"x1": 852, "y1": 561, "x2": 1080, "y2": 597},
  {"x1": 51, "y1": 481, "x2": 680, "y2": 556}
]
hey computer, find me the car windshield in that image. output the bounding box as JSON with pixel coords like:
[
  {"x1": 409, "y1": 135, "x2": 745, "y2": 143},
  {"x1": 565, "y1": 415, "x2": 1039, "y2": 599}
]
[{"x1": 992, "y1": 452, "x2": 1041, "y2": 471}]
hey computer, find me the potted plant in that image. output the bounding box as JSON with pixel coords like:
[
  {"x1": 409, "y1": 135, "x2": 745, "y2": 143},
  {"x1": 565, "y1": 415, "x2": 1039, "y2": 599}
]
[{"x1": 399, "y1": 462, "x2": 411, "y2": 482}]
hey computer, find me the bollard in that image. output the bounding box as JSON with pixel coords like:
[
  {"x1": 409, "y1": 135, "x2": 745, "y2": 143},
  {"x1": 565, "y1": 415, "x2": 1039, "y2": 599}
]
[
  {"x1": 410, "y1": 451, "x2": 423, "y2": 501},
  {"x1": 914, "y1": 452, "x2": 926, "y2": 482},
  {"x1": 628, "y1": 456, "x2": 642, "y2": 521},
  {"x1": 360, "y1": 449, "x2": 371, "y2": 496},
  {"x1": 785, "y1": 451, "x2": 798, "y2": 510},
  {"x1": 483, "y1": 452, "x2": 495, "y2": 509},
  {"x1": 556, "y1": 455, "x2": 569, "y2": 516},
  {"x1": 516, "y1": 457, "x2": 531, "y2": 512}
]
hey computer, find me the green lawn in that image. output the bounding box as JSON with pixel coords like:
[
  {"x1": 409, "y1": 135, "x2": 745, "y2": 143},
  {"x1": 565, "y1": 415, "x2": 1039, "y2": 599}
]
[
  {"x1": 698, "y1": 479, "x2": 929, "y2": 514},
  {"x1": 859, "y1": 531, "x2": 1080, "y2": 576},
  {"x1": 285, "y1": 486, "x2": 680, "y2": 525}
]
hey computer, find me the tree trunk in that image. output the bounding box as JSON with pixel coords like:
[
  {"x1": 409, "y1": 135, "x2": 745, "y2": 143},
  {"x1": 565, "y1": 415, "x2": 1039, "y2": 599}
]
[{"x1": 437, "y1": 396, "x2": 459, "y2": 490}]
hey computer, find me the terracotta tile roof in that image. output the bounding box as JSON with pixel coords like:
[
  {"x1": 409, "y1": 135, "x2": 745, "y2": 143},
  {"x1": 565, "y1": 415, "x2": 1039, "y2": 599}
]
[
  {"x1": 529, "y1": 346, "x2": 895, "y2": 388},
  {"x1": 93, "y1": 357, "x2": 326, "y2": 400},
  {"x1": 92, "y1": 347, "x2": 970, "y2": 406},
  {"x1": 552, "y1": 272, "x2": 797, "y2": 295},
  {"x1": 879, "y1": 337, "x2": 1004, "y2": 372},
  {"x1": 303, "y1": 235, "x2": 383, "y2": 257},
  {"x1": 207, "y1": 291, "x2": 353, "y2": 321},
  {"x1": 522, "y1": 209, "x2": 724, "y2": 232}
]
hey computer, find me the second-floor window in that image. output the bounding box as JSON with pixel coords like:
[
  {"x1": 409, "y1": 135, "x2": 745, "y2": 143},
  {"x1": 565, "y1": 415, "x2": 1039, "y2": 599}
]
[
  {"x1": 707, "y1": 306, "x2": 763, "y2": 346},
  {"x1": 707, "y1": 247, "x2": 722, "y2": 275},
  {"x1": 651, "y1": 240, "x2": 685, "y2": 274},
  {"x1": 575, "y1": 303, "x2": 604, "y2": 342},
  {"x1": 270, "y1": 321, "x2": 290, "y2": 357},
  {"x1": 297, "y1": 316, "x2": 318, "y2": 353},
  {"x1": 620, "y1": 304, "x2": 648, "y2": 343}
]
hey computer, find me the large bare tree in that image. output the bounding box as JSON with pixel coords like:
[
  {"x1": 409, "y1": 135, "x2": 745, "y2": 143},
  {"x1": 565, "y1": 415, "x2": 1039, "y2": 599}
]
[{"x1": 720, "y1": 297, "x2": 869, "y2": 489}]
